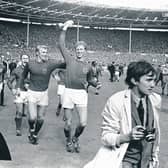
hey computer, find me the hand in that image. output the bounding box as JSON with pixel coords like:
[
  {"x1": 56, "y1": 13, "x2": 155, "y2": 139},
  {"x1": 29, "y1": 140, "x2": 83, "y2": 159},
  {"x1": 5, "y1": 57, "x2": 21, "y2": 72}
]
[
  {"x1": 24, "y1": 83, "x2": 29, "y2": 90},
  {"x1": 63, "y1": 20, "x2": 74, "y2": 30},
  {"x1": 12, "y1": 88, "x2": 20, "y2": 96},
  {"x1": 12, "y1": 89, "x2": 17, "y2": 95},
  {"x1": 83, "y1": 82, "x2": 88, "y2": 90},
  {"x1": 149, "y1": 160, "x2": 159, "y2": 168},
  {"x1": 130, "y1": 125, "x2": 145, "y2": 141},
  {"x1": 145, "y1": 133, "x2": 156, "y2": 142},
  {"x1": 58, "y1": 23, "x2": 64, "y2": 29}
]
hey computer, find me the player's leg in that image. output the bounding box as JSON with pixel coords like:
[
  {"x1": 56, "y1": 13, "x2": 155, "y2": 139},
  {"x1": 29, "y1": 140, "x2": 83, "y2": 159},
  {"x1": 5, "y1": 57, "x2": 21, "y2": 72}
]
[
  {"x1": 32, "y1": 90, "x2": 48, "y2": 145},
  {"x1": 64, "y1": 108, "x2": 74, "y2": 152},
  {"x1": 72, "y1": 90, "x2": 88, "y2": 153},
  {"x1": 56, "y1": 95, "x2": 62, "y2": 116},
  {"x1": 62, "y1": 88, "x2": 74, "y2": 152},
  {"x1": 32, "y1": 105, "x2": 47, "y2": 144},
  {"x1": 56, "y1": 85, "x2": 65, "y2": 117},
  {"x1": 73, "y1": 106, "x2": 87, "y2": 153},
  {"x1": 15, "y1": 103, "x2": 23, "y2": 136},
  {"x1": 27, "y1": 102, "x2": 37, "y2": 143},
  {"x1": 22, "y1": 103, "x2": 27, "y2": 117}
]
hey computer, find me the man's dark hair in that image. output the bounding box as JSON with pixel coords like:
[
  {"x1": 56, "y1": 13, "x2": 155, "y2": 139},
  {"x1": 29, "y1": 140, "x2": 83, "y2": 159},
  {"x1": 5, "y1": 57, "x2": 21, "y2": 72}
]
[
  {"x1": 91, "y1": 61, "x2": 97, "y2": 66},
  {"x1": 125, "y1": 60, "x2": 156, "y2": 88}
]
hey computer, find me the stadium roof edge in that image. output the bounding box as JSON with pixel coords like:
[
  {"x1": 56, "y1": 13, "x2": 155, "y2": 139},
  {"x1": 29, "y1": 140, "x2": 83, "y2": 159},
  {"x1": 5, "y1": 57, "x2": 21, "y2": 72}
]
[{"x1": 0, "y1": 0, "x2": 168, "y2": 29}]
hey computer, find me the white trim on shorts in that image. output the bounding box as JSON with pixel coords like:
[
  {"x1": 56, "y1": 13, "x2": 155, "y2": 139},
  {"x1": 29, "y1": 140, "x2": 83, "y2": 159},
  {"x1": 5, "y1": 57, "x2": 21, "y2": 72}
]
[
  {"x1": 27, "y1": 89, "x2": 48, "y2": 106},
  {"x1": 62, "y1": 88, "x2": 88, "y2": 109}
]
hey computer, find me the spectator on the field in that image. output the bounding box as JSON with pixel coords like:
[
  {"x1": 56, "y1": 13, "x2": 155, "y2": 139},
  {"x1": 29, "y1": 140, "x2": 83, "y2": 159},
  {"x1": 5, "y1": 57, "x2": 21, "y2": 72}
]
[
  {"x1": 86, "y1": 61, "x2": 102, "y2": 95},
  {"x1": 0, "y1": 55, "x2": 7, "y2": 106},
  {"x1": 84, "y1": 60, "x2": 161, "y2": 168},
  {"x1": 108, "y1": 61, "x2": 115, "y2": 82},
  {"x1": 9, "y1": 59, "x2": 17, "y2": 75}
]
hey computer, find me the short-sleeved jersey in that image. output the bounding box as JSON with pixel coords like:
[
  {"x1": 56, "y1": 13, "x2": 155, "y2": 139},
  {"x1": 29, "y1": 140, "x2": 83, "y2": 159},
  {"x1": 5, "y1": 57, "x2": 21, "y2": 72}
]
[{"x1": 23, "y1": 59, "x2": 66, "y2": 91}]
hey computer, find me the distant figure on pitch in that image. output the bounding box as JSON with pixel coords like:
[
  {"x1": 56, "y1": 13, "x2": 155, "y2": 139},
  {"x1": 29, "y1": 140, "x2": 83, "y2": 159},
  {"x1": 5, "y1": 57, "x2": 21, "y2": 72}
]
[
  {"x1": 87, "y1": 61, "x2": 102, "y2": 95},
  {"x1": 160, "y1": 57, "x2": 168, "y2": 95},
  {"x1": 0, "y1": 55, "x2": 7, "y2": 106},
  {"x1": 107, "y1": 61, "x2": 115, "y2": 82},
  {"x1": 7, "y1": 54, "x2": 30, "y2": 136}
]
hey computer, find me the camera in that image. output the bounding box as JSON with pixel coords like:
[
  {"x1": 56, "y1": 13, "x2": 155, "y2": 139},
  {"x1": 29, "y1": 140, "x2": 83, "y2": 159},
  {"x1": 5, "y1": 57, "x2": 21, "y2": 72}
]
[{"x1": 144, "y1": 128, "x2": 156, "y2": 142}]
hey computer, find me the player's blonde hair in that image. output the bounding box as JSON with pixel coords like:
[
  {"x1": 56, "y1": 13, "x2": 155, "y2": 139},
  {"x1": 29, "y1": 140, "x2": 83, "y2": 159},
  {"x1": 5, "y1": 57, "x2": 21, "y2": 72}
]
[{"x1": 75, "y1": 41, "x2": 87, "y2": 50}]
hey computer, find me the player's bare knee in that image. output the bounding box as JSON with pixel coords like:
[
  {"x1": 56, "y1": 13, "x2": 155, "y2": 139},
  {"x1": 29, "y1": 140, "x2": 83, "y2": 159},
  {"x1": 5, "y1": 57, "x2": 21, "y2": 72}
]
[{"x1": 65, "y1": 123, "x2": 71, "y2": 131}]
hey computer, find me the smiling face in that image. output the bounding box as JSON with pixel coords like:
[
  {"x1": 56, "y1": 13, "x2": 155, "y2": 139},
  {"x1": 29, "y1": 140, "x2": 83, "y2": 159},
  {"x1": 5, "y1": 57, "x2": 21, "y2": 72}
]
[
  {"x1": 75, "y1": 45, "x2": 86, "y2": 59},
  {"x1": 132, "y1": 71, "x2": 156, "y2": 97},
  {"x1": 36, "y1": 46, "x2": 48, "y2": 61},
  {"x1": 21, "y1": 55, "x2": 29, "y2": 66}
]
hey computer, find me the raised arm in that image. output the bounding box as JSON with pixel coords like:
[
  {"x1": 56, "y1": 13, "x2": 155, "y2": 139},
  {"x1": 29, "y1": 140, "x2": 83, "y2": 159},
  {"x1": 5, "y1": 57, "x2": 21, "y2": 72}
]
[{"x1": 59, "y1": 20, "x2": 74, "y2": 63}]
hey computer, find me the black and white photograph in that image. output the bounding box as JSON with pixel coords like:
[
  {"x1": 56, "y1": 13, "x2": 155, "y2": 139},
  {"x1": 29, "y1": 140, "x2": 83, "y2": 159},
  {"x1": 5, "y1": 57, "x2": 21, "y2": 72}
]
[{"x1": 0, "y1": 0, "x2": 168, "y2": 168}]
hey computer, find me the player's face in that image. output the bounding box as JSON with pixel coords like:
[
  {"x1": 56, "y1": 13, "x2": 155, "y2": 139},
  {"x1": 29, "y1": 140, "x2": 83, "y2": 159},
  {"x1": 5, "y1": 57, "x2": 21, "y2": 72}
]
[
  {"x1": 21, "y1": 55, "x2": 29, "y2": 65},
  {"x1": 76, "y1": 45, "x2": 86, "y2": 59},
  {"x1": 136, "y1": 71, "x2": 156, "y2": 96},
  {"x1": 39, "y1": 47, "x2": 48, "y2": 61}
]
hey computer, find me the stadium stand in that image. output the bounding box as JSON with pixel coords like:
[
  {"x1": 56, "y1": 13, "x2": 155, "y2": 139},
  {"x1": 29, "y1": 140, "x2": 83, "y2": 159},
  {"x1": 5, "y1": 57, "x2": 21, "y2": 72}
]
[{"x1": 0, "y1": 21, "x2": 167, "y2": 64}]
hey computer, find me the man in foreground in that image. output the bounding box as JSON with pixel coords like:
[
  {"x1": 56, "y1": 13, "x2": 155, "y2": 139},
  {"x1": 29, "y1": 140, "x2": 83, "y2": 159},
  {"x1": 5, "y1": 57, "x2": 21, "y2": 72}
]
[{"x1": 84, "y1": 60, "x2": 161, "y2": 168}]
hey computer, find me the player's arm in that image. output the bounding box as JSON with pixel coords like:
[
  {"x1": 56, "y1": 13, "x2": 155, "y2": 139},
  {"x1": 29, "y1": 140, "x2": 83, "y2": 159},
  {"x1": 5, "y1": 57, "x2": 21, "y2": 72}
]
[
  {"x1": 59, "y1": 20, "x2": 74, "y2": 63},
  {"x1": 18, "y1": 63, "x2": 29, "y2": 90}
]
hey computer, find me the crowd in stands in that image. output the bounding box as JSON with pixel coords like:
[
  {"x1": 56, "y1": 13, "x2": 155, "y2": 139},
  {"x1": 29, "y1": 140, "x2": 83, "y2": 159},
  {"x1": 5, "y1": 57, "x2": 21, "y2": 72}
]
[{"x1": 0, "y1": 21, "x2": 168, "y2": 65}]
